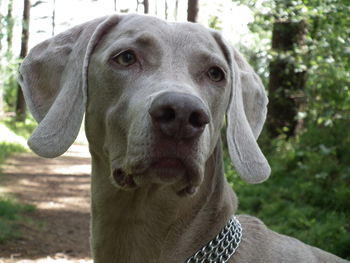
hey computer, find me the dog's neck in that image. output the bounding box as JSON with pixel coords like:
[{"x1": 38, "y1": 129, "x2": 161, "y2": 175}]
[{"x1": 89, "y1": 138, "x2": 237, "y2": 263}]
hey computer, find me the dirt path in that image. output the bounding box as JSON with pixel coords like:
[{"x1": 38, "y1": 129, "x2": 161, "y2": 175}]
[{"x1": 0, "y1": 144, "x2": 92, "y2": 263}]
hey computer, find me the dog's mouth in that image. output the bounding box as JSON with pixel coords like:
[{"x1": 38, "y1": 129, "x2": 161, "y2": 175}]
[
  {"x1": 151, "y1": 157, "x2": 186, "y2": 182},
  {"x1": 111, "y1": 155, "x2": 202, "y2": 196}
]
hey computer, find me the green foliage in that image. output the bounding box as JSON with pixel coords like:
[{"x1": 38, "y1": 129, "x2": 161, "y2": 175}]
[
  {"x1": 225, "y1": 120, "x2": 350, "y2": 259},
  {"x1": 2, "y1": 116, "x2": 36, "y2": 139},
  {"x1": 0, "y1": 118, "x2": 36, "y2": 243},
  {"x1": 208, "y1": 16, "x2": 222, "y2": 31},
  {"x1": 226, "y1": 119, "x2": 350, "y2": 259},
  {"x1": 0, "y1": 116, "x2": 34, "y2": 166},
  {"x1": 0, "y1": 142, "x2": 26, "y2": 165},
  {"x1": 1, "y1": 57, "x2": 22, "y2": 111},
  {"x1": 227, "y1": 0, "x2": 350, "y2": 259},
  {"x1": 0, "y1": 196, "x2": 35, "y2": 243}
]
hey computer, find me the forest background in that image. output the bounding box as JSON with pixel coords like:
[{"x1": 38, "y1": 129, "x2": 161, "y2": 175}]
[{"x1": 0, "y1": 0, "x2": 349, "y2": 260}]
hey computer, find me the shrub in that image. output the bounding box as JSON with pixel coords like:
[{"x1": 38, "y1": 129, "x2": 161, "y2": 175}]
[{"x1": 225, "y1": 119, "x2": 350, "y2": 259}]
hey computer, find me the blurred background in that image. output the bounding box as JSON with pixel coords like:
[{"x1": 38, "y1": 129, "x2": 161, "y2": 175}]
[{"x1": 0, "y1": 0, "x2": 349, "y2": 261}]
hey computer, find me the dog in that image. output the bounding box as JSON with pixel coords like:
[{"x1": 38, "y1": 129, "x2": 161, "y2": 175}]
[{"x1": 18, "y1": 14, "x2": 349, "y2": 263}]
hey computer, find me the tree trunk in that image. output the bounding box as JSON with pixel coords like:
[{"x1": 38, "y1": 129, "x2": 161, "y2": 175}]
[
  {"x1": 0, "y1": 0, "x2": 3, "y2": 53},
  {"x1": 16, "y1": 0, "x2": 31, "y2": 121},
  {"x1": 143, "y1": 0, "x2": 149, "y2": 14},
  {"x1": 164, "y1": 0, "x2": 168, "y2": 20},
  {"x1": 51, "y1": 0, "x2": 56, "y2": 36},
  {"x1": 187, "y1": 0, "x2": 198, "y2": 22},
  {"x1": 154, "y1": 0, "x2": 157, "y2": 16},
  {"x1": 267, "y1": 20, "x2": 307, "y2": 138},
  {"x1": 174, "y1": 0, "x2": 179, "y2": 21},
  {"x1": 0, "y1": 0, "x2": 4, "y2": 117},
  {"x1": 6, "y1": 0, "x2": 14, "y2": 57}
]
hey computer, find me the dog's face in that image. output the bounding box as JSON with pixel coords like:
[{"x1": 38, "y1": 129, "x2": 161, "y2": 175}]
[
  {"x1": 19, "y1": 14, "x2": 270, "y2": 196},
  {"x1": 86, "y1": 16, "x2": 231, "y2": 195}
]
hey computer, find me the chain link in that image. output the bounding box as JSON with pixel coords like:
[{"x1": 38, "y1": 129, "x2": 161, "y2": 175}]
[{"x1": 185, "y1": 216, "x2": 242, "y2": 263}]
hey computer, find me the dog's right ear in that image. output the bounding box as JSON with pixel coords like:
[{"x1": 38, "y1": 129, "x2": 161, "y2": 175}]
[
  {"x1": 211, "y1": 31, "x2": 270, "y2": 184},
  {"x1": 18, "y1": 15, "x2": 121, "y2": 158},
  {"x1": 226, "y1": 47, "x2": 271, "y2": 184}
]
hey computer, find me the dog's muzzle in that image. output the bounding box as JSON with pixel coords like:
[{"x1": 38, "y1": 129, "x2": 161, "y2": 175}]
[{"x1": 111, "y1": 92, "x2": 210, "y2": 195}]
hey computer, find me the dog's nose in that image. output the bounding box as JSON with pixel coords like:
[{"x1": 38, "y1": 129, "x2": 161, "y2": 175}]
[{"x1": 149, "y1": 92, "x2": 210, "y2": 139}]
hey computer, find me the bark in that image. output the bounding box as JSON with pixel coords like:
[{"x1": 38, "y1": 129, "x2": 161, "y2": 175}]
[
  {"x1": 187, "y1": 0, "x2": 198, "y2": 22},
  {"x1": 164, "y1": 0, "x2": 168, "y2": 20},
  {"x1": 143, "y1": 0, "x2": 149, "y2": 14},
  {"x1": 51, "y1": 0, "x2": 56, "y2": 36},
  {"x1": 174, "y1": 0, "x2": 179, "y2": 21},
  {"x1": 0, "y1": 0, "x2": 4, "y2": 116},
  {"x1": 0, "y1": 0, "x2": 3, "y2": 53},
  {"x1": 267, "y1": 20, "x2": 307, "y2": 138},
  {"x1": 6, "y1": 0, "x2": 14, "y2": 57},
  {"x1": 16, "y1": 0, "x2": 31, "y2": 121},
  {"x1": 154, "y1": 0, "x2": 157, "y2": 16}
]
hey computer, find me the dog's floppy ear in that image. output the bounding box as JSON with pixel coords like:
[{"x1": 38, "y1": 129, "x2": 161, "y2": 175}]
[
  {"x1": 225, "y1": 46, "x2": 271, "y2": 184},
  {"x1": 212, "y1": 31, "x2": 270, "y2": 183},
  {"x1": 18, "y1": 15, "x2": 121, "y2": 158}
]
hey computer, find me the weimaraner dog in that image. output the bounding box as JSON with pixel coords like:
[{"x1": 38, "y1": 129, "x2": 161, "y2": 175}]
[{"x1": 19, "y1": 14, "x2": 348, "y2": 263}]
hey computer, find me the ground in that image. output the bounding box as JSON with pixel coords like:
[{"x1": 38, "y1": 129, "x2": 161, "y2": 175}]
[{"x1": 0, "y1": 144, "x2": 92, "y2": 263}]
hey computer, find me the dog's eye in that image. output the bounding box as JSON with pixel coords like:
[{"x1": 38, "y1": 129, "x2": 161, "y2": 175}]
[
  {"x1": 113, "y1": 50, "x2": 137, "y2": 66},
  {"x1": 207, "y1": 66, "x2": 225, "y2": 82}
]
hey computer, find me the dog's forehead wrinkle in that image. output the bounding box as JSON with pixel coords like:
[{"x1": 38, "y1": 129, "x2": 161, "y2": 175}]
[{"x1": 118, "y1": 15, "x2": 220, "y2": 56}]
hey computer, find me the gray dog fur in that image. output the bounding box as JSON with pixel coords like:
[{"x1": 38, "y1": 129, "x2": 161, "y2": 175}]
[{"x1": 18, "y1": 14, "x2": 348, "y2": 263}]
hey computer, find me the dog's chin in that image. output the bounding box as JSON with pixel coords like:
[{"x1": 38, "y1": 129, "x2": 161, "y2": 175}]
[{"x1": 111, "y1": 158, "x2": 203, "y2": 197}]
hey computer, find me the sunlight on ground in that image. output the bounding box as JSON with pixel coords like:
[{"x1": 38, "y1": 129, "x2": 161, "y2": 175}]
[
  {"x1": 0, "y1": 124, "x2": 28, "y2": 148},
  {"x1": 51, "y1": 164, "x2": 90, "y2": 175},
  {"x1": 38, "y1": 196, "x2": 90, "y2": 211}
]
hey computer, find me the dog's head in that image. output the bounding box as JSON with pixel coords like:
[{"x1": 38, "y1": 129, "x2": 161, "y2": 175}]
[{"x1": 19, "y1": 14, "x2": 270, "y2": 196}]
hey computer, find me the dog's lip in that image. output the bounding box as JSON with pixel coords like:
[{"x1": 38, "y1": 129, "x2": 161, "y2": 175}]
[
  {"x1": 151, "y1": 157, "x2": 185, "y2": 170},
  {"x1": 149, "y1": 157, "x2": 187, "y2": 183},
  {"x1": 111, "y1": 153, "x2": 202, "y2": 195}
]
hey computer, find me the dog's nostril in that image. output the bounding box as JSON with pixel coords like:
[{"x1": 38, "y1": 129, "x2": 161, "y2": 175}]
[
  {"x1": 112, "y1": 168, "x2": 136, "y2": 189},
  {"x1": 113, "y1": 168, "x2": 126, "y2": 186},
  {"x1": 158, "y1": 107, "x2": 176, "y2": 123},
  {"x1": 189, "y1": 111, "x2": 210, "y2": 128},
  {"x1": 149, "y1": 105, "x2": 176, "y2": 123}
]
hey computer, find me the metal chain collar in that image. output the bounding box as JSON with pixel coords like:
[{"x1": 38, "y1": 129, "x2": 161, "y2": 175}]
[{"x1": 185, "y1": 216, "x2": 242, "y2": 263}]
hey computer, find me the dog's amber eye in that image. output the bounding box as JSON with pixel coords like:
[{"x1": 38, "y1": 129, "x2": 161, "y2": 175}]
[
  {"x1": 113, "y1": 50, "x2": 137, "y2": 66},
  {"x1": 207, "y1": 67, "x2": 225, "y2": 82}
]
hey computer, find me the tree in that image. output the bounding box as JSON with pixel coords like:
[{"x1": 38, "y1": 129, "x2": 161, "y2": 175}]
[
  {"x1": 16, "y1": 0, "x2": 31, "y2": 121},
  {"x1": 0, "y1": 0, "x2": 3, "y2": 116},
  {"x1": 143, "y1": 0, "x2": 149, "y2": 14},
  {"x1": 267, "y1": 18, "x2": 307, "y2": 138},
  {"x1": 164, "y1": 0, "x2": 168, "y2": 20},
  {"x1": 51, "y1": 0, "x2": 56, "y2": 36},
  {"x1": 113, "y1": 0, "x2": 117, "y2": 12},
  {"x1": 136, "y1": 0, "x2": 148, "y2": 14},
  {"x1": 154, "y1": 0, "x2": 157, "y2": 15},
  {"x1": 174, "y1": 0, "x2": 179, "y2": 21},
  {"x1": 6, "y1": 0, "x2": 14, "y2": 57},
  {"x1": 187, "y1": 0, "x2": 198, "y2": 22}
]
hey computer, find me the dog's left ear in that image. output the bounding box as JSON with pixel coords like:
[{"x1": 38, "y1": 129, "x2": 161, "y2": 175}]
[{"x1": 212, "y1": 32, "x2": 270, "y2": 184}]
